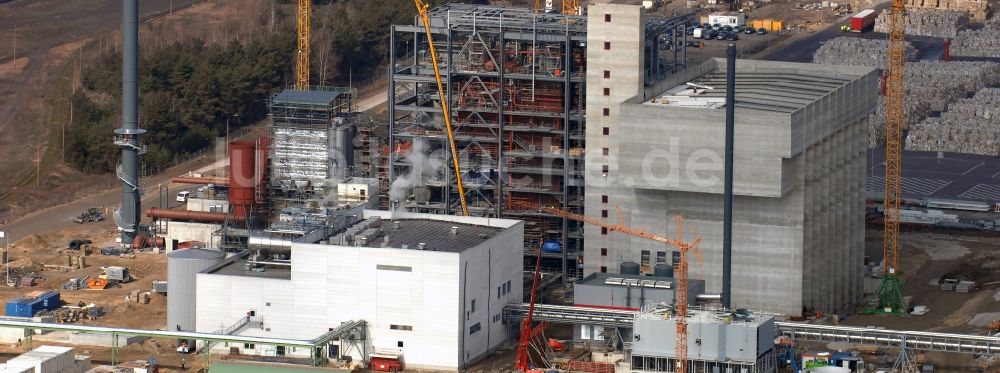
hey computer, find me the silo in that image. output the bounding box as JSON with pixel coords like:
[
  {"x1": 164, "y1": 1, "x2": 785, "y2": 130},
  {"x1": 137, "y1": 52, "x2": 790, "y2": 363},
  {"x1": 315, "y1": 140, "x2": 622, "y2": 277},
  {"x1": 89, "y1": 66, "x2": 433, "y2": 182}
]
[
  {"x1": 620, "y1": 261, "x2": 640, "y2": 275},
  {"x1": 167, "y1": 248, "x2": 225, "y2": 332},
  {"x1": 654, "y1": 263, "x2": 674, "y2": 278}
]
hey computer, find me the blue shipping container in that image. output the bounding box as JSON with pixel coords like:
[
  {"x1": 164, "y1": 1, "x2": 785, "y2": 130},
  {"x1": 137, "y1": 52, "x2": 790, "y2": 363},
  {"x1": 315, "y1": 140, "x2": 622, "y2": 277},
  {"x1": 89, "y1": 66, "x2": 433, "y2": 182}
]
[
  {"x1": 36, "y1": 291, "x2": 61, "y2": 310},
  {"x1": 5, "y1": 298, "x2": 33, "y2": 317},
  {"x1": 541, "y1": 240, "x2": 562, "y2": 253}
]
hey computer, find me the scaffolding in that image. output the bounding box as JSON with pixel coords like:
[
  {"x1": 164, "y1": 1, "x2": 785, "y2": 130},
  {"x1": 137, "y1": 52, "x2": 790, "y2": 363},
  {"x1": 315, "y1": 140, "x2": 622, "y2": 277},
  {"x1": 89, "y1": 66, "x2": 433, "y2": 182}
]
[
  {"x1": 268, "y1": 86, "x2": 356, "y2": 213},
  {"x1": 388, "y1": 4, "x2": 691, "y2": 279}
]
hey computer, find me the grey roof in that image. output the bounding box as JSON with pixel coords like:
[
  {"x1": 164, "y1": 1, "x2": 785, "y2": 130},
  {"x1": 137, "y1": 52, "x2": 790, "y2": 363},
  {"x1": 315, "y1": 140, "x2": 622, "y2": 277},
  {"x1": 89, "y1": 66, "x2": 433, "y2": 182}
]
[
  {"x1": 577, "y1": 272, "x2": 677, "y2": 286},
  {"x1": 377, "y1": 219, "x2": 500, "y2": 253},
  {"x1": 210, "y1": 260, "x2": 292, "y2": 280},
  {"x1": 168, "y1": 248, "x2": 226, "y2": 260},
  {"x1": 690, "y1": 71, "x2": 850, "y2": 113},
  {"x1": 272, "y1": 89, "x2": 345, "y2": 106}
]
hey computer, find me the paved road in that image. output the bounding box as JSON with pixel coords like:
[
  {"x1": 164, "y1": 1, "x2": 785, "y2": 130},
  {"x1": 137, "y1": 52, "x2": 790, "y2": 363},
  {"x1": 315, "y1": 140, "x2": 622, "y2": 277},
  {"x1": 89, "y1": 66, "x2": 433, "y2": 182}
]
[{"x1": 0, "y1": 158, "x2": 211, "y2": 244}]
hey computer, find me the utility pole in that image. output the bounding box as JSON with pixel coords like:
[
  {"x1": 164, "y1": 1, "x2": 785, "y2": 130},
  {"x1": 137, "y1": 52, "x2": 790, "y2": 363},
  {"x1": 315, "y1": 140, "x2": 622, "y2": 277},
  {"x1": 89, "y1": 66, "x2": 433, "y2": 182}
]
[{"x1": 35, "y1": 147, "x2": 40, "y2": 187}]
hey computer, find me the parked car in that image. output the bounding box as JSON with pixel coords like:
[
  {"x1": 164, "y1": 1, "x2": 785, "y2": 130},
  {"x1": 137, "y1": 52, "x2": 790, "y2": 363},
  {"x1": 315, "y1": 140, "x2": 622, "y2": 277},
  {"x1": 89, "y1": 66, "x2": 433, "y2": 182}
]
[
  {"x1": 725, "y1": 32, "x2": 739, "y2": 41},
  {"x1": 744, "y1": 27, "x2": 756, "y2": 34},
  {"x1": 176, "y1": 191, "x2": 191, "y2": 202},
  {"x1": 686, "y1": 26, "x2": 696, "y2": 35},
  {"x1": 757, "y1": 27, "x2": 768, "y2": 35},
  {"x1": 707, "y1": 29, "x2": 719, "y2": 39},
  {"x1": 721, "y1": 25, "x2": 733, "y2": 32},
  {"x1": 716, "y1": 32, "x2": 727, "y2": 40}
]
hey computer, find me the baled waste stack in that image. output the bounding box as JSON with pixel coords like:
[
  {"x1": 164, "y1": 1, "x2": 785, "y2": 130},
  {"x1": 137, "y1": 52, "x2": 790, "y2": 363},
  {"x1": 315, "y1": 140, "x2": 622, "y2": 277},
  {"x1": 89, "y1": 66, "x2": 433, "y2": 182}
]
[
  {"x1": 906, "y1": 88, "x2": 1000, "y2": 155},
  {"x1": 868, "y1": 62, "x2": 1000, "y2": 147},
  {"x1": 952, "y1": 13, "x2": 1000, "y2": 57},
  {"x1": 874, "y1": 9, "x2": 969, "y2": 37},
  {"x1": 813, "y1": 37, "x2": 916, "y2": 68}
]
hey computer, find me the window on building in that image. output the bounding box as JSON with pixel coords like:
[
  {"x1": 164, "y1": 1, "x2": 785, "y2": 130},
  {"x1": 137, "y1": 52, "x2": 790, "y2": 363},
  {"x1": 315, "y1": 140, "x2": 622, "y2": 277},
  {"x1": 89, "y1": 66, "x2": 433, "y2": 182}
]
[
  {"x1": 470, "y1": 322, "x2": 482, "y2": 334},
  {"x1": 470, "y1": 299, "x2": 476, "y2": 313},
  {"x1": 603, "y1": 87, "x2": 610, "y2": 96},
  {"x1": 398, "y1": 341, "x2": 404, "y2": 348},
  {"x1": 601, "y1": 248, "x2": 608, "y2": 256},
  {"x1": 498, "y1": 286, "x2": 502, "y2": 299},
  {"x1": 605, "y1": 14, "x2": 611, "y2": 22},
  {"x1": 604, "y1": 70, "x2": 610, "y2": 79},
  {"x1": 672, "y1": 251, "x2": 681, "y2": 265},
  {"x1": 244, "y1": 343, "x2": 255, "y2": 350},
  {"x1": 603, "y1": 126, "x2": 609, "y2": 135},
  {"x1": 600, "y1": 266, "x2": 607, "y2": 273},
  {"x1": 601, "y1": 227, "x2": 608, "y2": 235},
  {"x1": 604, "y1": 42, "x2": 611, "y2": 50},
  {"x1": 602, "y1": 165, "x2": 609, "y2": 174},
  {"x1": 582, "y1": 325, "x2": 592, "y2": 339},
  {"x1": 602, "y1": 108, "x2": 609, "y2": 117},
  {"x1": 656, "y1": 251, "x2": 667, "y2": 264},
  {"x1": 390, "y1": 324, "x2": 413, "y2": 331},
  {"x1": 593, "y1": 326, "x2": 605, "y2": 341},
  {"x1": 601, "y1": 195, "x2": 608, "y2": 203},
  {"x1": 507, "y1": 280, "x2": 512, "y2": 293},
  {"x1": 601, "y1": 210, "x2": 608, "y2": 218},
  {"x1": 641, "y1": 250, "x2": 651, "y2": 269},
  {"x1": 603, "y1": 148, "x2": 609, "y2": 156}
]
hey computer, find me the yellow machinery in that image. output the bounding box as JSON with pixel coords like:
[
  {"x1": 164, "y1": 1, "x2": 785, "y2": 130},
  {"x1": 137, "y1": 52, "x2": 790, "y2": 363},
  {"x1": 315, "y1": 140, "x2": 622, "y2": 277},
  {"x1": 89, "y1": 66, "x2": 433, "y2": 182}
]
[
  {"x1": 866, "y1": 0, "x2": 907, "y2": 315},
  {"x1": 296, "y1": 0, "x2": 311, "y2": 90},
  {"x1": 412, "y1": 0, "x2": 470, "y2": 216},
  {"x1": 512, "y1": 201, "x2": 701, "y2": 373},
  {"x1": 534, "y1": 0, "x2": 580, "y2": 14}
]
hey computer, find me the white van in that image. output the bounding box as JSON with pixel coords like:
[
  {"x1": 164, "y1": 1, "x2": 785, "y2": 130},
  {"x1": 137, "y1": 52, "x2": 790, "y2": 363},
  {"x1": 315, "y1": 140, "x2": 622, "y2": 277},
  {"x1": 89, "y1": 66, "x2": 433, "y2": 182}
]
[{"x1": 176, "y1": 191, "x2": 191, "y2": 202}]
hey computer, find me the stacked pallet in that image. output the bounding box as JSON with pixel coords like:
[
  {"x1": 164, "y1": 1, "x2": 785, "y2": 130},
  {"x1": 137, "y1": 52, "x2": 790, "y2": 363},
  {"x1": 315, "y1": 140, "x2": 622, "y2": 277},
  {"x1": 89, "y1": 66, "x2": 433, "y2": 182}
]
[
  {"x1": 868, "y1": 62, "x2": 1000, "y2": 147},
  {"x1": 813, "y1": 37, "x2": 917, "y2": 68},
  {"x1": 906, "y1": 88, "x2": 1000, "y2": 155},
  {"x1": 951, "y1": 13, "x2": 1000, "y2": 57},
  {"x1": 874, "y1": 9, "x2": 968, "y2": 37}
]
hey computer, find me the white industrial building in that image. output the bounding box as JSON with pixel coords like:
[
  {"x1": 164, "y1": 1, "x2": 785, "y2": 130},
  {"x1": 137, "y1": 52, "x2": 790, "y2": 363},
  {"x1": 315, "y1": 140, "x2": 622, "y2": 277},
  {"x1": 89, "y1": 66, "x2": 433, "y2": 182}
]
[
  {"x1": 0, "y1": 345, "x2": 90, "y2": 373},
  {"x1": 193, "y1": 210, "x2": 524, "y2": 371}
]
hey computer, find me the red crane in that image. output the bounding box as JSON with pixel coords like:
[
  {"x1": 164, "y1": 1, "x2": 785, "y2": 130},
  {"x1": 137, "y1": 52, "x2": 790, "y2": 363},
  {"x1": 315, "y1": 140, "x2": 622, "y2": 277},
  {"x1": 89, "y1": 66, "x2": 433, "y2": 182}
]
[{"x1": 515, "y1": 244, "x2": 547, "y2": 372}]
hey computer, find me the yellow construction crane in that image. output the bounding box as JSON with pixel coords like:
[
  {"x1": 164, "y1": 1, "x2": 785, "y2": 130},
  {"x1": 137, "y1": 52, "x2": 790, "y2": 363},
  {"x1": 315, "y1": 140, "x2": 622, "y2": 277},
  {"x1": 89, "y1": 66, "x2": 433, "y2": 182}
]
[
  {"x1": 562, "y1": 0, "x2": 580, "y2": 15},
  {"x1": 413, "y1": 0, "x2": 470, "y2": 216},
  {"x1": 296, "y1": 0, "x2": 311, "y2": 90},
  {"x1": 866, "y1": 0, "x2": 907, "y2": 315},
  {"x1": 511, "y1": 201, "x2": 701, "y2": 373}
]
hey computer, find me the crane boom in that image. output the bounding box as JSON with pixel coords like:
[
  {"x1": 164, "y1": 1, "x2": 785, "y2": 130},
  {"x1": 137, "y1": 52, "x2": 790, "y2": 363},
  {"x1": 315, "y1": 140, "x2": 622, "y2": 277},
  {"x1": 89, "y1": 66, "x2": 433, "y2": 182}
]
[
  {"x1": 511, "y1": 201, "x2": 700, "y2": 373},
  {"x1": 413, "y1": 0, "x2": 470, "y2": 216},
  {"x1": 296, "y1": 0, "x2": 310, "y2": 90},
  {"x1": 515, "y1": 245, "x2": 545, "y2": 371}
]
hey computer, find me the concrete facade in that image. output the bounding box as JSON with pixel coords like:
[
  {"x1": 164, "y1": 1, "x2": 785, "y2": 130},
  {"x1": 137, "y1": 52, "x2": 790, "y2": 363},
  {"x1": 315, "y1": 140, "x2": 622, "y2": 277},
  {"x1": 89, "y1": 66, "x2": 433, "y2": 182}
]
[
  {"x1": 584, "y1": 56, "x2": 877, "y2": 315},
  {"x1": 195, "y1": 211, "x2": 524, "y2": 371}
]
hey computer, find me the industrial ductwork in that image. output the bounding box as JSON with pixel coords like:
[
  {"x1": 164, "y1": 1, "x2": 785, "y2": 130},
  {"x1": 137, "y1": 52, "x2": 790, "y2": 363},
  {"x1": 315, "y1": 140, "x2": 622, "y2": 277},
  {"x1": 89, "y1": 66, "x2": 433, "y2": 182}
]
[{"x1": 145, "y1": 208, "x2": 245, "y2": 223}]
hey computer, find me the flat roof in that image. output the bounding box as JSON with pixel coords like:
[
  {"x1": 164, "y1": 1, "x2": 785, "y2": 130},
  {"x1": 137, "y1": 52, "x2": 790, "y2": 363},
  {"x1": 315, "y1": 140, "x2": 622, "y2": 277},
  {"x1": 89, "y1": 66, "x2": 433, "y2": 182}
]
[
  {"x1": 209, "y1": 260, "x2": 291, "y2": 280},
  {"x1": 272, "y1": 88, "x2": 350, "y2": 106},
  {"x1": 577, "y1": 272, "x2": 677, "y2": 288},
  {"x1": 363, "y1": 219, "x2": 500, "y2": 253},
  {"x1": 638, "y1": 306, "x2": 773, "y2": 326},
  {"x1": 643, "y1": 59, "x2": 871, "y2": 113}
]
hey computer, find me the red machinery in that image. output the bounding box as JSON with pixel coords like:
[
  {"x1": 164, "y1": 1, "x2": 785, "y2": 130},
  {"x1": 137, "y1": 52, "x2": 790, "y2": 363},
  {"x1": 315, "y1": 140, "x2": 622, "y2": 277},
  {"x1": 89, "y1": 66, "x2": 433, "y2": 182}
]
[
  {"x1": 515, "y1": 245, "x2": 547, "y2": 372},
  {"x1": 370, "y1": 350, "x2": 403, "y2": 372}
]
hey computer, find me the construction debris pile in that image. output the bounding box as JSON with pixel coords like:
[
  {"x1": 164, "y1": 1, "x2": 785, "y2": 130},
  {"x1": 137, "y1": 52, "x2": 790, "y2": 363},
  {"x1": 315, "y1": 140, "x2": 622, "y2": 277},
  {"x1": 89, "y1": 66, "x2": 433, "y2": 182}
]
[
  {"x1": 813, "y1": 37, "x2": 917, "y2": 68},
  {"x1": 902, "y1": 0, "x2": 989, "y2": 21},
  {"x1": 870, "y1": 62, "x2": 1000, "y2": 147},
  {"x1": 906, "y1": 88, "x2": 1000, "y2": 155},
  {"x1": 874, "y1": 9, "x2": 969, "y2": 37},
  {"x1": 951, "y1": 14, "x2": 1000, "y2": 57}
]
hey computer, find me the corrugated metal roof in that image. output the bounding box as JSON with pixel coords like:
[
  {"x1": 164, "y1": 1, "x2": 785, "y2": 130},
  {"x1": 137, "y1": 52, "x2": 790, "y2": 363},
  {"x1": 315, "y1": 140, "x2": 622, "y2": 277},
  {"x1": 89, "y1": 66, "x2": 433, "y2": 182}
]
[{"x1": 272, "y1": 89, "x2": 345, "y2": 106}]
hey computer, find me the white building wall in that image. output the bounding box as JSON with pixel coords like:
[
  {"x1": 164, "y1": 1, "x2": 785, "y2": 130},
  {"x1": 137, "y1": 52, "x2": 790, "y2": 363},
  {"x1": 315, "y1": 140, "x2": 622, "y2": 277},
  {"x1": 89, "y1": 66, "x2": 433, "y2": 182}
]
[{"x1": 195, "y1": 212, "x2": 523, "y2": 371}]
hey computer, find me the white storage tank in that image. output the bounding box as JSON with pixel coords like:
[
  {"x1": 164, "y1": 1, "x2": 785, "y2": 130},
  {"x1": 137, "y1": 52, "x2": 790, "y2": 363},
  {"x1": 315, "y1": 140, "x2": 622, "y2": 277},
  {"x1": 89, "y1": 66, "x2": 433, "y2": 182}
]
[{"x1": 167, "y1": 248, "x2": 225, "y2": 332}]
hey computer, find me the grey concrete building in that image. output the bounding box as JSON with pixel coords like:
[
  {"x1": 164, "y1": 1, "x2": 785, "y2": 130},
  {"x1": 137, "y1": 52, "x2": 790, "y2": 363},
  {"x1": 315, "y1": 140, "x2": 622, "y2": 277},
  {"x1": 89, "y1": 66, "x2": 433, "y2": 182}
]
[{"x1": 583, "y1": 22, "x2": 878, "y2": 314}]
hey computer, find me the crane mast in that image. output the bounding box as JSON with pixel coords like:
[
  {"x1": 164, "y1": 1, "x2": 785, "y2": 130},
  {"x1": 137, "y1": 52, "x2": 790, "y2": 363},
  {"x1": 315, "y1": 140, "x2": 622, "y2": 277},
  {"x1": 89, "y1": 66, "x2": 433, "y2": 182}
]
[
  {"x1": 868, "y1": 0, "x2": 907, "y2": 316},
  {"x1": 296, "y1": 0, "x2": 310, "y2": 90},
  {"x1": 413, "y1": 0, "x2": 470, "y2": 216},
  {"x1": 511, "y1": 201, "x2": 700, "y2": 373}
]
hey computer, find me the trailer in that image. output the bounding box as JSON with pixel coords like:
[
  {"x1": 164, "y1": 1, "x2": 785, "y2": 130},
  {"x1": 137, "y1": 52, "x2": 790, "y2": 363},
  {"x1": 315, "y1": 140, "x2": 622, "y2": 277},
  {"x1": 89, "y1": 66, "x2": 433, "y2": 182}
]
[{"x1": 850, "y1": 9, "x2": 877, "y2": 32}]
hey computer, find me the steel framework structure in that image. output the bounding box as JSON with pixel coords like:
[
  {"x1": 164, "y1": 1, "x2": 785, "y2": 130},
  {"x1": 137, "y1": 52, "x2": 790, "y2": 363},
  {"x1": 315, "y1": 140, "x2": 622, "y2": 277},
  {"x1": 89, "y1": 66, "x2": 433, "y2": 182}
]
[{"x1": 388, "y1": 4, "x2": 588, "y2": 278}]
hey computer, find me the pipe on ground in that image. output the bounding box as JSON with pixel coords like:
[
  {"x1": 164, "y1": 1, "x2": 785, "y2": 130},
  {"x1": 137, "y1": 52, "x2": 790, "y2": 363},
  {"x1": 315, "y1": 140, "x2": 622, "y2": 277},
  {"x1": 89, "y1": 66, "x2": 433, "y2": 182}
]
[
  {"x1": 145, "y1": 208, "x2": 245, "y2": 223},
  {"x1": 170, "y1": 177, "x2": 229, "y2": 186}
]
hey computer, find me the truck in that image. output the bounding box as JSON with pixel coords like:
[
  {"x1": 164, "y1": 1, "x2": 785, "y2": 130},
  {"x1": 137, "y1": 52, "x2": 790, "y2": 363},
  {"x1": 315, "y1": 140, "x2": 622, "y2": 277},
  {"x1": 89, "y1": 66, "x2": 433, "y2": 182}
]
[
  {"x1": 692, "y1": 27, "x2": 704, "y2": 39},
  {"x1": 849, "y1": 9, "x2": 877, "y2": 32}
]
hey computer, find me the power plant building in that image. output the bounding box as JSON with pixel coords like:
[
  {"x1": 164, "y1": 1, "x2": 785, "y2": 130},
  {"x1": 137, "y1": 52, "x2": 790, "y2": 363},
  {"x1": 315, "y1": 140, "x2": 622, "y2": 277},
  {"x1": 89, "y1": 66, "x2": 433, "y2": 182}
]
[
  {"x1": 194, "y1": 211, "x2": 524, "y2": 371},
  {"x1": 584, "y1": 51, "x2": 877, "y2": 314}
]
